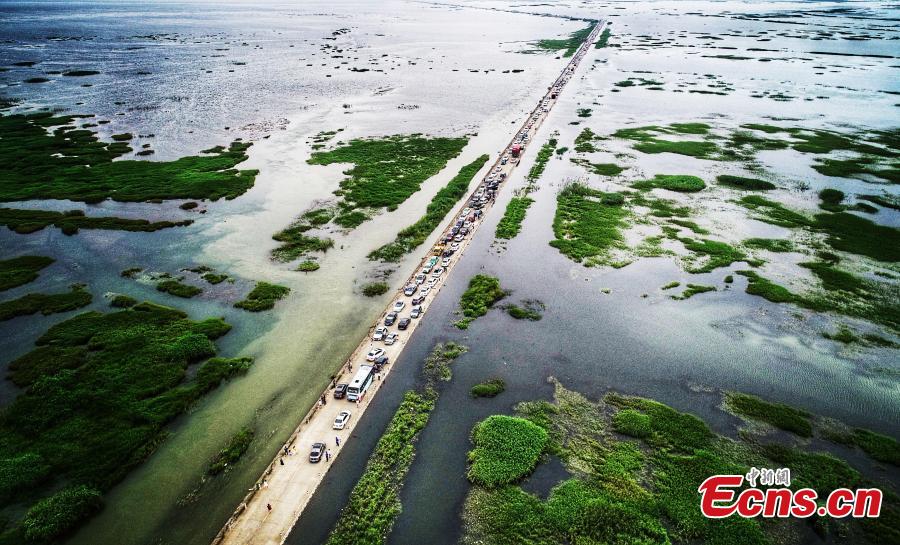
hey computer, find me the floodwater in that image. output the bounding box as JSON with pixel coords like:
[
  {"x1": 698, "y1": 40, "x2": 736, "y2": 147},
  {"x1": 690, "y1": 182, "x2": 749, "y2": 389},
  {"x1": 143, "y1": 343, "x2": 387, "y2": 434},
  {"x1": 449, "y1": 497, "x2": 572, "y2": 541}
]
[{"x1": 0, "y1": 1, "x2": 897, "y2": 545}]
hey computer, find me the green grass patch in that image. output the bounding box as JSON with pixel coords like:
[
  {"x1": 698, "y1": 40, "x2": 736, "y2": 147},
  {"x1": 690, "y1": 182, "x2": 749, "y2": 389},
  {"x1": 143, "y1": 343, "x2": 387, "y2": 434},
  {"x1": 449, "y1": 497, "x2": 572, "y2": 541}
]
[
  {"x1": 234, "y1": 281, "x2": 289, "y2": 311},
  {"x1": 21, "y1": 485, "x2": 102, "y2": 542},
  {"x1": 369, "y1": 154, "x2": 489, "y2": 262},
  {"x1": 549, "y1": 183, "x2": 630, "y2": 266},
  {"x1": 679, "y1": 237, "x2": 755, "y2": 273},
  {"x1": 573, "y1": 127, "x2": 600, "y2": 153},
  {"x1": 494, "y1": 197, "x2": 534, "y2": 241},
  {"x1": 505, "y1": 300, "x2": 544, "y2": 321},
  {"x1": 467, "y1": 415, "x2": 548, "y2": 487},
  {"x1": 0, "y1": 207, "x2": 192, "y2": 235},
  {"x1": 595, "y1": 27, "x2": 612, "y2": 48},
  {"x1": 271, "y1": 221, "x2": 334, "y2": 262},
  {"x1": 570, "y1": 158, "x2": 625, "y2": 176},
  {"x1": 296, "y1": 260, "x2": 320, "y2": 272},
  {"x1": 818, "y1": 188, "x2": 846, "y2": 212},
  {"x1": 670, "y1": 284, "x2": 716, "y2": 300},
  {"x1": 201, "y1": 272, "x2": 228, "y2": 284},
  {"x1": 743, "y1": 238, "x2": 793, "y2": 252},
  {"x1": 0, "y1": 111, "x2": 258, "y2": 203},
  {"x1": 716, "y1": 174, "x2": 776, "y2": 190},
  {"x1": 307, "y1": 134, "x2": 468, "y2": 228},
  {"x1": 207, "y1": 427, "x2": 254, "y2": 476},
  {"x1": 361, "y1": 281, "x2": 389, "y2": 297},
  {"x1": 0, "y1": 301, "x2": 249, "y2": 539},
  {"x1": 455, "y1": 275, "x2": 506, "y2": 329},
  {"x1": 532, "y1": 22, "x2": 597, "y2": 57},
  {"x1": 527, "y1": 138, "x2": 557, "y2": 183},
  {"x1": 0, "y1": 285, "x2": 92, "y2": 321},
  {"x1": 0, "y1": 255, "x2": 54, "y2": 292},
  {"x1": 724, "y1": 392, "x2": 812, "y2": 437},
  {"x1": 471, "y1": 379, "x2": 506, "y2": 398},
  {"x1": 156, "y1": 279, "x2": 202, "y2": 299},
  {"x1": 109, "y1": 294, "x2": 137, "y2": 308},
  {"x1": 633, "y1": 174, "x2": 706, "y2": 193}
]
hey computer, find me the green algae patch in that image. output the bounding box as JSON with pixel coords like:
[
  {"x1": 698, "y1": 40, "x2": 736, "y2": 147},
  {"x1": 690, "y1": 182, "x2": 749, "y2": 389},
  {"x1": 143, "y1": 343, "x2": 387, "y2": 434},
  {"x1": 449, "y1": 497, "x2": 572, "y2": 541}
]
[
  {"x1": 670, "y1": 284, "x2": 716, "y2": 300},
  {"x1": 307, "y1": 134, "x2": 468, "y2": 228},
  {"x1": 595, "y1": 26, "x2": 612, "y2": 48},
  {"x1": 234, "y1": 281, "x2": 289, "y2": 311},
  {"x1": 612, "y1": 125, "x2": 720, "y2": 159},
  {"x1": 369, "y1": 154, "x2": 489, "y2": 262},
  {"x1": 467, "y1": 415, "x2": 548, "y2": 487},
  {"x1": 743, "y1": 238, "x2": 793, "y2": 252},
  {"x1": 679, "y1": 237, "x2": 757, "y2": 273},
  {"x1": 0, "y1": 285, "x2": 92, "y2": 321},
  {"x1": 633, "y1": 174, "x2": 706, "y2": 192},
  {"x1": 463, "y1": 380, "x2": 898, "y2": 545},
  {"x1": 495, "y1": 197, "x2": 534, "y2": 240},
  {"x1": 326, "y1": 342, "x2": 466, "y2": 545},
  {"x1": 0, "y1": 255, "x2": 54, "y2": 292},
  {"x1": 296, "y1": 260, "x2": 320, "y2": 272},
  {"x1": 716, "y1": 174, "x2": 776, "y2": 190},
  {"x1": 21, "y1": 485, "x2": 102, "y2": 542},
  {"x1": 109, "y1": 294, "x2": 137, "y2": 308},
  {"x1": 471, "y1": 378, "x2": 506, "y2": 398},
  {"x1": 527, "y1": 137, "x2": 557, "y2": 183},
  {"x1": 0, "y1": 207, "x2": 192, "y2": 235},
  {"x1": 530, "y1": 21, "x2": 597, "y2": 57},
  {"x1": 156, "y1": 279, "x2": 202, "y2": 299},
  {"x1": 202, "y1": 272, "x2": 228, "y2": 284},
  {"x1": 207, "y1": 426, "x2": 254, "y2": 476},
  {"x1": 549, "y1": 183, "x2": 629, "y2": 266},
  {"x1": 813, "y1": 212, "x2": 900, "y2": 263},
  {"x1": 0, "y1": 302, "x2": 250, "y2": 540},
  {"x1": 455, "y1": 275, "x2": 507, "y2": 329},
  {"x1": 362, "y1": 281, "x2": 389, "y2": 297},
  {"x1": 573, "y1": 127, "x2": 601, "y2": 153},
  {"x1": 0, "y1": 111, "x2": 257, "y2": 203},
  {"x1": 504, "y1": 300, "x2": 544, "y2": 321},
  {"x1": 824, "y1": 428, "x2": 900, "y2": 467},
  {"x1": 570, "y1": 157, "x2": 625, "y2": 176},
  {"x1": 724, "y1": 392, "x2": 812, "y2": 437},
  {"x1": 271, "y1": 221, "x2": 334, "y2": 262}
]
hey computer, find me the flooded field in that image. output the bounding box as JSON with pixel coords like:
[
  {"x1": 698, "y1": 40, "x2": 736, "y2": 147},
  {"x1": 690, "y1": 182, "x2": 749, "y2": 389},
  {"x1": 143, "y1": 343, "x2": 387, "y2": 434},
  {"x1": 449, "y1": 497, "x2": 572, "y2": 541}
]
[{"x1": 0, "y1": 1, "x2": 897, "y2": 545}]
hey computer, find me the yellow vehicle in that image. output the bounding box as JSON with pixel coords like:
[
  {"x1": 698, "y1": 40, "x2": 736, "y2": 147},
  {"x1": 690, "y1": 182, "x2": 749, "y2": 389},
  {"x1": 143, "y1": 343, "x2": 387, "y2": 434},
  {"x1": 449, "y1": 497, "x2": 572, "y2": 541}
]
[{"x1": 432, "y1": 244, "x2": 444, "y2": 255}]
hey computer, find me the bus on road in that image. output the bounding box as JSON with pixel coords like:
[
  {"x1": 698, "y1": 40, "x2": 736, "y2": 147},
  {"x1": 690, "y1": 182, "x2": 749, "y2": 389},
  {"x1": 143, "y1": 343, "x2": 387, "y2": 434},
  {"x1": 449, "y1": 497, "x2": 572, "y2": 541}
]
[{"x1": 346, "y1": 365, "x2": 374, "y2": 401}]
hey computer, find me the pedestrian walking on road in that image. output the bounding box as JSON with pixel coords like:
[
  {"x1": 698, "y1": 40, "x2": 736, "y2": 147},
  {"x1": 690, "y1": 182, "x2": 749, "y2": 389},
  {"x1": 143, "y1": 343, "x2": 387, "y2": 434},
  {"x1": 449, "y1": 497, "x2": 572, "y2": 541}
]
[
  {"x1": 280, "y1": 458, "x2": 284, "y2": 466},
  {"x1": 325, "y1": 450, "x2": 331, "y2": 462},
  {"x1": 335, "y1": 436, "x2": 340, "y2": 447},
  {"x1": 267, "y1": 503, "x2": 272, "y2": 512}
]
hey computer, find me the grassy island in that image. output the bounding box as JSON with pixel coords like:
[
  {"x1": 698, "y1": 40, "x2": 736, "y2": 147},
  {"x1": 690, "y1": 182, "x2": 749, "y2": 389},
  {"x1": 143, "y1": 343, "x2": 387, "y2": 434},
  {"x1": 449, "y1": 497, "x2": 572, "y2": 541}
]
[
  {"x1": 234, "y1": 282, "x2": 290, "y2": 311},
  {"x1": 0, "y1": 301, "x2": 251, "y2": 542},
  {"x1": 455, "y1": 275, "x2": 507, "y2": 329},
  {"x1": 0, "y1": 255, "x2": 54, "y2": 291}
]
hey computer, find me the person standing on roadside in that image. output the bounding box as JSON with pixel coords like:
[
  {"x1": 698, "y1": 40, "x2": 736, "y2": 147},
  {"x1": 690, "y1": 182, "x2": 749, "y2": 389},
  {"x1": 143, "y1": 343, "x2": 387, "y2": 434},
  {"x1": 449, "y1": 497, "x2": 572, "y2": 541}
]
[{"x1": 335, "y1": 436, "x2": 340, "y2": 447}]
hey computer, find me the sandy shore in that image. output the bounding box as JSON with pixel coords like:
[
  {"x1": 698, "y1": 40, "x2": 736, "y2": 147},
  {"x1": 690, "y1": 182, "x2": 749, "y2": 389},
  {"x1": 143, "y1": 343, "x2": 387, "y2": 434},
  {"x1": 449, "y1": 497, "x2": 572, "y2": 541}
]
[{"x1": 213, "y1": 20, "x2": 603, "y2": 545}]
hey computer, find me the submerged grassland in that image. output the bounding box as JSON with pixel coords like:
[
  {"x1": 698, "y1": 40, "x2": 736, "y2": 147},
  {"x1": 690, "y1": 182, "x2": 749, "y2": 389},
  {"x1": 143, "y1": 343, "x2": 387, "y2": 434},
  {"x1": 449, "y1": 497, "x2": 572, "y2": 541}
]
[
  {"x1": 462, "y1": 380, "x2": 898, "y2": 545},
  {"x1": 0, "y1": 302, "x2": 252, "y2": 543},
  {"x1": 305, "y1": 134, "x2": 469, "y2": 229}
]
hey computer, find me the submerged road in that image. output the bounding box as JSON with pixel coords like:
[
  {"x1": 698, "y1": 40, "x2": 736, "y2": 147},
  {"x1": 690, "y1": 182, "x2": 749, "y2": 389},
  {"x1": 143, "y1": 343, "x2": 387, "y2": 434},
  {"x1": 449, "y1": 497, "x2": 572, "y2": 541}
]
[{"x1": 214, "y1": 19, "x2": 604, "y2": 545}]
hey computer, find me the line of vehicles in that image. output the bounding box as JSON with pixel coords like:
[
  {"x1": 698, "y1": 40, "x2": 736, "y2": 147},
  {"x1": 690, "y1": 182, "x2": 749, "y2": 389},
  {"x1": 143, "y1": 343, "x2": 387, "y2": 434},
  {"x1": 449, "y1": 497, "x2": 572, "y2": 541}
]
[{"x1": 305, "y1": 20, "x2": 603, "y2": 466}]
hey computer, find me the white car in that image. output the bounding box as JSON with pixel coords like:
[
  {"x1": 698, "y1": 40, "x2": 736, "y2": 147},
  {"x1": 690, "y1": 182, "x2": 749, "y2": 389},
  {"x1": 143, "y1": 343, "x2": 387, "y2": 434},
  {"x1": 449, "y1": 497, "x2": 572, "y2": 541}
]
[
  {"x1": 333, "y1": 410, "x2": 351, "y2": 430},
  {"x1": 373, "y1": 326, "x2": 387, "y2": 341},
  {"x1": 415, "y1": 273, "x2": 426, "y2": 285},
  {"x1": 410, "y1": 306, "x2": 422, "y2": 319},
  {"x1": 403, "y1": 284, "x2": 416, "y2": 296},
  {"x1": 384, "y1": 333, "x2": 399, "y2": 345},
  {"x1": 432, "y1": 267, "x2": 444, "y2": 277},
  {"x1": 441, "y1": 258, "x2": 451, "y2": 267},
  {"x1": 450, "y1": 242, "x2": 460, "y2": 250},
  {"x1": 366, "y1": 348, "x2": 385, "y2": 361},
  {"x1": 393, "y1": 300, "x2": 405, "y2": 312},
  {"x1": 428, "y1": 277, "x2": 439, "y2": 287},
  {"x1": 419, "y1": 286, "x2": 431, "y2": 296}
]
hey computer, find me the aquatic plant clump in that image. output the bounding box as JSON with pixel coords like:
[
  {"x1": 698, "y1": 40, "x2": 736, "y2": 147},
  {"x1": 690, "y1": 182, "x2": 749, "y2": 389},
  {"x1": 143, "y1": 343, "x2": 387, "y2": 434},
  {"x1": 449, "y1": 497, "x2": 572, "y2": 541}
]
[
  {"x1": 549, "y1": 183, "x2": 630, "y2": 266},
  {"x1": 361, "y1": 282, "x2": 389, "y2": 297},
  {"x1": 369, "y1": 154, "x2": 489, "y2": 262},
  {"x1": 471, "y1": 378, "x2": 505, "y2": 398},
  {"x1": 0, "y1": 285, "x2": 92, "y2": 321},
  {"x1": 207, "y1": 427, "x2": 254, "y2": 476},
  {"x1": 633, "y1": 174, "x2": 706, "y2": 193},
  {"x1": 0, "y1": 207, "x2": 192, "y2": 235},
  {"x1": 531, "y1": 21, "x2": 597, "y2": 57},
  {"x1": 0, "y1": 111, "x2": 258, "y2": 203},
  {"x1": 156, "y1": 279, "x2": 202, "y2": 299},
  {"x1": 466, "y1": 415, "x2": 548, "y2": 487},
  {"x1": 234, "y1": 282, "x2": 290, "y2": 311},
  {"x1": 494, "y1": 197, "x2": 534, "y2": 240},
  {"x1": 724, "y1": 392, "x2": 813, "y2": 437},
  {"x1": 0, "y1": 255, "x2": 54, "y2": 292},
  {"x1": 0, "y1": 301, "x2": 250, "y2": 541},
  {"x1": 454, "y1": 275, "x2": 507, "y2": 329},
  {"x1": 307, "y1": 134, "x2": 468, "y2": 228}
]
